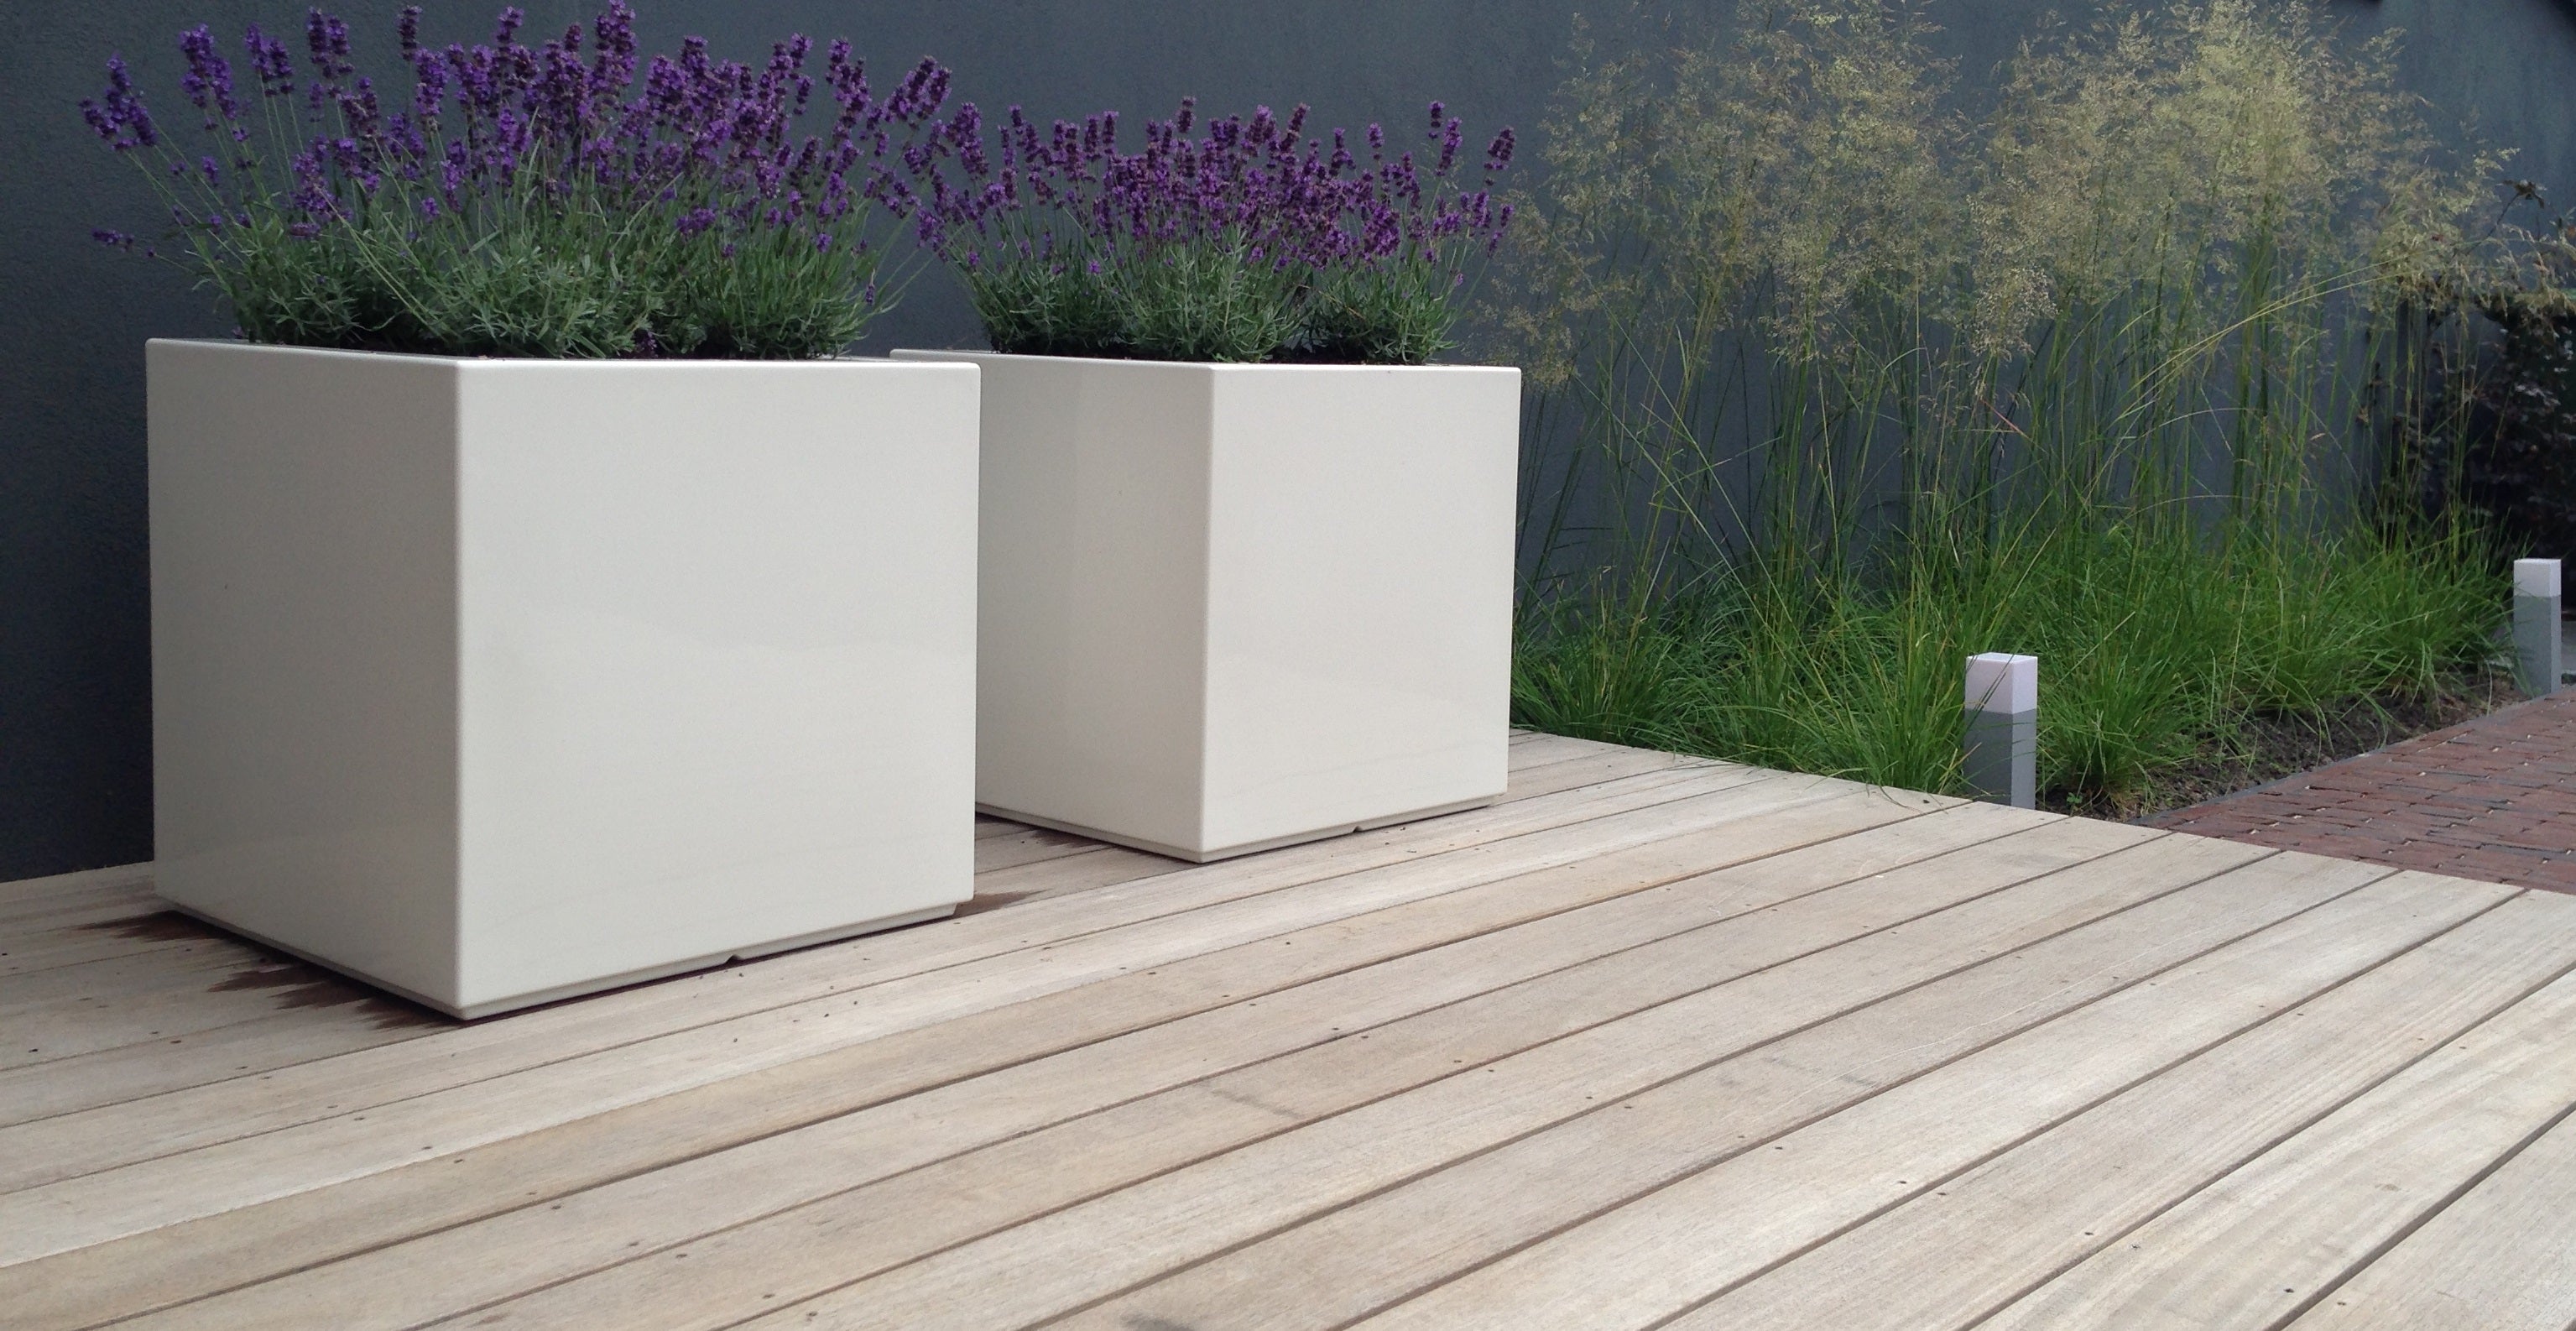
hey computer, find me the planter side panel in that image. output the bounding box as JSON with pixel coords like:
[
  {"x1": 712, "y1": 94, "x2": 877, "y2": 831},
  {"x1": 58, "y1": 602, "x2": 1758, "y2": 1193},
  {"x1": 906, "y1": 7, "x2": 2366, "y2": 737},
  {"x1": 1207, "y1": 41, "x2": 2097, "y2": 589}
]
[
  {"x1": 934, "y1": 353, "x2": 1215, "y2": 851},
  {"x1": 452, "y1": 361, "x2": 978, "y2": 1010},
  {"x1": 1201, "y1": 367, "x2": 1520, "y2": 851},
  {"x1": 148, "y1": 341, "x2": 463, "y2": 1001}
]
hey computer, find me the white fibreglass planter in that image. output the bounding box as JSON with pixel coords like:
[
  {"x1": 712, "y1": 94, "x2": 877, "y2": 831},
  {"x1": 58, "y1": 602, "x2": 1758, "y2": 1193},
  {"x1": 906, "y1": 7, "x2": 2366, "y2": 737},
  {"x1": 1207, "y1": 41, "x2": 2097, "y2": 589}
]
[
  {"x1": 893, "y1": 350, "x2": 1520, "y2": 861},
  {"x1": 148, "y1": 341, "x2": 980, "y2": 1017}
]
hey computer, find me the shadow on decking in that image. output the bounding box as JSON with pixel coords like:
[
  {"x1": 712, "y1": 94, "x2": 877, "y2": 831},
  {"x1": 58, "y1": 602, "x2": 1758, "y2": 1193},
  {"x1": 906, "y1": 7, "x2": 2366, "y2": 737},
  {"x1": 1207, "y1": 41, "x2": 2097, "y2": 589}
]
[
  {"x1": 73, "y1": 910, "x2": 219, "y2": 945},
  {"x1": 208, "y1": 960, "x2": 444, "y2": 1028}
]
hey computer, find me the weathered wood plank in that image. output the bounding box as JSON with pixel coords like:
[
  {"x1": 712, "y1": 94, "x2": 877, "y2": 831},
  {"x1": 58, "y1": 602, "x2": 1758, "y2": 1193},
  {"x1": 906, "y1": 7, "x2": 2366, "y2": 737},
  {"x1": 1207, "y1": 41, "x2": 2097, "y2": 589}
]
[
  {"x1": 0, "y1": 880, "x2": 164, "y2": 934},
  {"x1": 1673, "y1": 886, "x2": 2576, "y2": 1331},
  {"x1": 1979, "y1": 890, "x2": 2576, "y2": 1331},
  {"x1": 0, "y1": 770, "x2": 1833, "y2": 1262},
  {"x1": 35, "y1": 744, "x2": 2546, "y2": 1331},
  {"x1": 0, "y1": 734, "x2": 1591, "y2": 906},
  {"x1": 0, "y1": 1005, "x2": 441, "y2": 1132},
  {"x1": 1497, "y1": 744, "x2": 1705, "y2": 801},
  {"x1": 0, "y1": 932, "x2": 269, "y2": 1009},
  {"x1": 0, "y1": 911, "x2": 236, "y2": 979},
  {"x1": 0, "y1": 736, "x2": 1636, "y2": 967},
  {"x1": 1036, "y1": 845, "x2": 2373, "y2": 1331},
  {"x1": 964, "y1": 841, "x2": 1183, "y2": 895},
  {"x1": 0, "y1": 760, "x2": 1740, "y2": 1198},
  {"x1": 116, "y1": 799, "x2": 2054, "y2": 1331},
  {"x1": 1500, "y1": 729, "x2": 1612, "y2": 764},
  {"x1": 971, "y1": 825, "x2": 1105, "y2": 874},
  {"x1": 691, "y1": 838, "x2": 2323, "y2": 1331},
  {"x1": 3, "y1": 776, "x2": 1961, "y2": 1329},
  {"x1": 2287, "y1": 1078, "x2": 2576, "y2": 1330},
  {"x1": 0, "y1": 863, "x2": 154, "y2": 915},
  {"x1": 1338, "y1": 867, "x2": 2502, "y2": 1331},
  {"x1": 1, "y1": 952, "x2": 404, "y2": 1073},
  {"x1": 0, "y1": 765, "x2": 1694, "y2": 1120}
]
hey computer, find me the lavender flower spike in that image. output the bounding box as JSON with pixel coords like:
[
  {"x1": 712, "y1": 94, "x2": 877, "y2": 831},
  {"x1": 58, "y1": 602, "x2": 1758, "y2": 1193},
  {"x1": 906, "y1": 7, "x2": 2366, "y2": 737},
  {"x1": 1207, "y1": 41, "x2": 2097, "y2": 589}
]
[
  {"x1": 84, "y1": 4, "x2": 958, "y2": 359},
  {"x1": 903, "y1": 90, "x2": 1515, "y2": 363}
]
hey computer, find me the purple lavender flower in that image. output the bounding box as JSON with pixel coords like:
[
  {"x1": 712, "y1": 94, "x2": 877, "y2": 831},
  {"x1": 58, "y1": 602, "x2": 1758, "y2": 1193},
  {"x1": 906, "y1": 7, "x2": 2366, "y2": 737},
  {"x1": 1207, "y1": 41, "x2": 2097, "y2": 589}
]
[
  {"x1": 245, "y1": 27, "x2": 295, "y2": 96},
  {"x1": 87, "y1": 4, "x2": 957, "y2": 358},
  {"x1": 178, "y1": 27, "x2": 241, "y2": 129},
  {"x1": 81, "y1": 55, "x2": 159, "y2": 151},
  {"x1": 305, "y1": 13, "x2": 347, "y2": 76},
  {"x1": 906, "y1": 92, "x2": 1513, "y2": 362}
]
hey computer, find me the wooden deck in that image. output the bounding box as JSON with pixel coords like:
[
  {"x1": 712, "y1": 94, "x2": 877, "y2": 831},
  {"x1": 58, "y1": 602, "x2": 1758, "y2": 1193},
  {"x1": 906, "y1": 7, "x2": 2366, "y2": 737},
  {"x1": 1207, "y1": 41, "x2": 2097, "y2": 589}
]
[{"x1": 6, "y1": 733, "x2": 2576, "y2": 1329}]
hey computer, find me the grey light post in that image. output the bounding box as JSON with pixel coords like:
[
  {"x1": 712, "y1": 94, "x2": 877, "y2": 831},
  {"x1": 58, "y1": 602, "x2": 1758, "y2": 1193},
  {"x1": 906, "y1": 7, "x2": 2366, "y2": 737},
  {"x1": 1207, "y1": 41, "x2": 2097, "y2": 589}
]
[
  {"x1": 2514, "y1": 558, "x2": 2563, "y2": 697},
  {"x1": 1965, "y1": 653, "x2": 2037, "y2": 808}
]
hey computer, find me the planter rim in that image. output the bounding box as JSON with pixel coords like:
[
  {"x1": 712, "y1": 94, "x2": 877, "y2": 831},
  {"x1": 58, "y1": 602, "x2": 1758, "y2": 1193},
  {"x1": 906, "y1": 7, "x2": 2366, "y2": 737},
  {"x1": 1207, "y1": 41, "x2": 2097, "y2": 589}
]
[
  {"x1": 891, "y1": 347, "x2": 1518, "y2": 374},
  {"x1": 145, "y1": 337, "x2": 948, "y2": 370}
]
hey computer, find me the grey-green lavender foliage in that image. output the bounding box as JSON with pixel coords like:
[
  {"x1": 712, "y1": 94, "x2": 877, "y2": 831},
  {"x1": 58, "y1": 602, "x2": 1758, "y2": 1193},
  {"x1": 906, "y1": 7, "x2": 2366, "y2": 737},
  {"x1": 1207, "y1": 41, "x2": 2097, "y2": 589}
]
[
  {"x1": 912, "y1": 101, "x2": 1515, "y2": 363},
  {"x1": 1501, "y1": 0, "x2": 2542, "y2": 809},
  {"x1": 87, "y1": 7, "x2": 954, "y2": 360}
]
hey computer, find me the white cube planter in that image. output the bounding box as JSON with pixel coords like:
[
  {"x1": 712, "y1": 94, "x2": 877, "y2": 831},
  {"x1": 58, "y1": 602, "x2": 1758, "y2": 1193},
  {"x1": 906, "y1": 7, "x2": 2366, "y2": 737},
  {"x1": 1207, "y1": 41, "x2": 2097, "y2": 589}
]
[
  {"x1": 894, "y1": 350, "x2": 1519, "y2": 861},
  {"x1": 149, "y1": 341, "x2": 980, "y2": 1017}
]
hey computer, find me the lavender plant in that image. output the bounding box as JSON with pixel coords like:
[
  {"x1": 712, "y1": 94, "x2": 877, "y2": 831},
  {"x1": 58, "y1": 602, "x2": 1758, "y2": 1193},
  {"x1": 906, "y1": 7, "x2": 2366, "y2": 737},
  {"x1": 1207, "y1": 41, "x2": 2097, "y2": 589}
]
[
  {"x1": 912, "y1": 99, "x2": 1515, "y2": 363},
  {"x1": 84, "y1": 4, "x2": 952, "y2": 359}
]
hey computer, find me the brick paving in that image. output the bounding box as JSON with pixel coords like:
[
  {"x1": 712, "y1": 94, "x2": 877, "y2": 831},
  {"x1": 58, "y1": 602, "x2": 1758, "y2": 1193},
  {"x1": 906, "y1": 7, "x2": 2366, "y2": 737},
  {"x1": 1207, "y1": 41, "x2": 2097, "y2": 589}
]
[{"x1": 2151, "y1": 692, "x2": 2576, "y2": 893}]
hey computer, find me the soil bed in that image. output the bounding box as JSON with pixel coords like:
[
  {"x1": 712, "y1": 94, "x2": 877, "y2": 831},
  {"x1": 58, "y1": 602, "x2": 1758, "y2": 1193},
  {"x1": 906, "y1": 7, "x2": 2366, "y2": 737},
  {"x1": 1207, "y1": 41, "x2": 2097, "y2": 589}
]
[{"x1": 2045, "y1": 666, "x2": 2527, "y2": 822}]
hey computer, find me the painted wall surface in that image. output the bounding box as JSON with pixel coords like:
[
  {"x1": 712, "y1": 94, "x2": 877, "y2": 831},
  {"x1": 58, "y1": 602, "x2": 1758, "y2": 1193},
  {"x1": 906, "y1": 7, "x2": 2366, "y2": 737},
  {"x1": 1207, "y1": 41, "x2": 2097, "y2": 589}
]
[{"x1": 3, "y1": 0, "x2": 2570, "y2": 879}]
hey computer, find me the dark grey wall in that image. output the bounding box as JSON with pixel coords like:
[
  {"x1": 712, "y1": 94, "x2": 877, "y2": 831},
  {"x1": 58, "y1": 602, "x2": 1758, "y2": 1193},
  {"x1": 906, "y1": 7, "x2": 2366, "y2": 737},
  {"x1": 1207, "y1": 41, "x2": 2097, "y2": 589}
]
[{"x1": 3, "y1": 0, "x2": 2570, "y2": 880}]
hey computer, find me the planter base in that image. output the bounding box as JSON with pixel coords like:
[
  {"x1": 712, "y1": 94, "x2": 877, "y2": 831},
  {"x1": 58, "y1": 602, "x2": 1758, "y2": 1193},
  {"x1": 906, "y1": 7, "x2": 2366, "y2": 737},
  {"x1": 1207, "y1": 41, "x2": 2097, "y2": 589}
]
[
  {"x1": 978, "y1": 794, "x2": 1500, "y2": 864},
  {"x1": 173, "y1": 900, "x2": 959, "y2": 1020}
]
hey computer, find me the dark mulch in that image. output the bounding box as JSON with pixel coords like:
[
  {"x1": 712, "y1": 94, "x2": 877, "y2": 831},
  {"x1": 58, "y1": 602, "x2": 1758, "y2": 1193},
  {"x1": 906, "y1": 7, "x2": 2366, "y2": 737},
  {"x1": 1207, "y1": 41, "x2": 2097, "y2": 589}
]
[{"x1": 2042, "y1": 666, "x2": 2527, "y2": 823}]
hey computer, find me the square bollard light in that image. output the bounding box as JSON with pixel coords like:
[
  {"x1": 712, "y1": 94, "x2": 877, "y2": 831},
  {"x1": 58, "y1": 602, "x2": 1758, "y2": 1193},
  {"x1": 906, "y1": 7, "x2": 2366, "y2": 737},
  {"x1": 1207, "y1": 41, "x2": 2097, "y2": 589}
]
[
  {"x1": 2514, "y1": 558, "x2": 2563, "y2": 697},
  {"x1": 1965, "y1": 653, "x2": 2038, "y2": 808}
]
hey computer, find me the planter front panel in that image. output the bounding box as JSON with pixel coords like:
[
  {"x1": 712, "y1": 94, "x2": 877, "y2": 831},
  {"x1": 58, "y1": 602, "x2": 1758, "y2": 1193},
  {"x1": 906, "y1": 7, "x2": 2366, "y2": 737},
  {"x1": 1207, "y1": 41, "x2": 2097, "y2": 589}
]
[
  {"x1": 1201, "y1": 366, "x2": 1519, "y2": 851},
  {"x1": 452, "y1": 359, "x2": 978, "y2": 1006},
  {"x1": 901, "y1": 351, "x2": 1516, "y2": 859},
  {"x1": 149, "y1": 342, "x2": 465, "y2": 1000},
  {"x1": 943, "y1": 355, "x2": 1216, "y2": 853},
  {"x1": 150, "y1": 342, "x2": 979, "y2": 1015}
]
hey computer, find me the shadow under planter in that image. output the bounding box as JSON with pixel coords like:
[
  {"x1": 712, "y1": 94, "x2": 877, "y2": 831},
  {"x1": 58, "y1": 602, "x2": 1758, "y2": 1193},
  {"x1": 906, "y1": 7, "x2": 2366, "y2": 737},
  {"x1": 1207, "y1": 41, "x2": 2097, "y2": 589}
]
[
  {"x1": 895, "y1": 350, "x2": 1520, "y2": 862},
  {"x1": 148, "y1": 342, "x2": 982, "y2": 1017}
]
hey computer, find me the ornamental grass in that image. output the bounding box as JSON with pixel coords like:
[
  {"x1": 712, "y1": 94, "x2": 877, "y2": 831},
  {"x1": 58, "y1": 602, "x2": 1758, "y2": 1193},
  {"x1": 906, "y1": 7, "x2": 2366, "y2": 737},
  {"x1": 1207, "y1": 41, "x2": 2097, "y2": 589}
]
[{"x1": 1504, "y1": 0, "x2": 2550, "y2": 811}]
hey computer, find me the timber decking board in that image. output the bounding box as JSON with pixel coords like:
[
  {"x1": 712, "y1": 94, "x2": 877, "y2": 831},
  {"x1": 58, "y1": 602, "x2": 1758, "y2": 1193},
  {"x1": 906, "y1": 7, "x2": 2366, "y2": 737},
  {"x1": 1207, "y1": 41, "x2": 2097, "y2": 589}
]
[
  {"x1": 441, "y1": 822, "x2": 2239, "y2": 1331},
  {"x1": 1671, "y1": 885, "x2": 2576, "y2": 1331},
  {"x1": 165, "y1": 800, "x2": 2081, "y2": 1331},
  {"x1": 1056, "y1": 840, "x2": 2349, "y2": 1331},
  {"x1": 0, "y1": 765, "x2": 1789, "y2": 1240},
  {"x1": 0, "y1": 747, "x2": 1719, "y2": 1195},
  {"x1": 5, "y1": 732, "x2": 2574, "y2": 1331},
  {"x1": 1974, "y1": 899, "x2": 2576, "y2": 1331},
  {"x1": 802, "y1": 843, "x2": 2377, "y2": 1331},
  {"x1": 1351, "y1": 869, "x2": 2511, "y2": 1331},
  {"x1": 2285, "y1": 1071, "x2": 2576, "y2": 1331},
  {"x1": 0, "y1": 747, "x2": 1697, "y2": 1134},
  {"x1": 0, "y1": 772, "x2": 1874, "y2": 1297}
]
